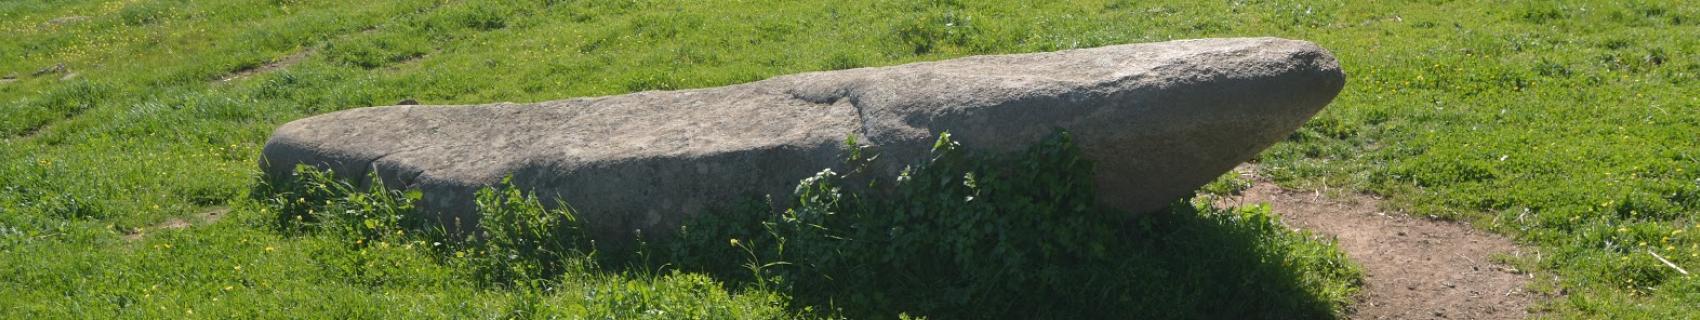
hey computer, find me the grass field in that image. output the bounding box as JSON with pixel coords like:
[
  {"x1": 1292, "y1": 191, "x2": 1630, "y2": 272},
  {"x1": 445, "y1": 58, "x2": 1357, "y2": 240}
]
[{"x1": 2, "y1": 0, "x2": 1697, "y2": 318}]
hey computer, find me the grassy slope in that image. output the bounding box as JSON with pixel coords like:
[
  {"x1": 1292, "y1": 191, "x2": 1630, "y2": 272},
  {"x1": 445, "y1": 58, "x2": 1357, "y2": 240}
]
[{"x1": 0, "y1": 0, "x2": 1695, "y2": 318}]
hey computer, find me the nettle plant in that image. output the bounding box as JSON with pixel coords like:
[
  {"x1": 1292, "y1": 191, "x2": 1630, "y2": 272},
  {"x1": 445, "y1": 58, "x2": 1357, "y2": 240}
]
[
  {"x1": 669, "y1": 131, "x2": 1081, "y2": 316},
  {"x1": 467, "y1": 177, "x2": 587, "y2": 283},
  {"x1": 669, "y1": 131, "x2": 1124, "y2": 317},
  {"x1": 256, "y1": 166, "x2": 587, "y2": 285},
  {"x1": 668, "y1": 131, "x2": 1358, "y2": 318},
  {"x1": 256, "y1": 166, "x2": 423, "y2": 239}
]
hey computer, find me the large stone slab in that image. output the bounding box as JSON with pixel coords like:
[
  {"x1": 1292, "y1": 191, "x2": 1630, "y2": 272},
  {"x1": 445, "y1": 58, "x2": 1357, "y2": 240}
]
[{"x1": 261, "y1": 37, "x2": 1345, "y2": 243}]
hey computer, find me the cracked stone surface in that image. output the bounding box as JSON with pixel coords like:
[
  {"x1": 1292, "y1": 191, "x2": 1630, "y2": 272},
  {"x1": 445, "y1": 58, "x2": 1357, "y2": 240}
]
[{"x1": 260, "y1": 37, "x2": 1345, "y2": 245}]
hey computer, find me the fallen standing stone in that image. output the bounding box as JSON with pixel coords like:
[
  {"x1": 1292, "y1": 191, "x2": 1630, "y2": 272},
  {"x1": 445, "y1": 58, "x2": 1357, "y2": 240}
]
[{"x1": 261, "y1": 37, "x2": 1346, "y2": 244}]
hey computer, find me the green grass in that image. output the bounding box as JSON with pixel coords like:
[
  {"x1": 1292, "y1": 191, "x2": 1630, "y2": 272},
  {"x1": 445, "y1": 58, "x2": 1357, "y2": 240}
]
[{"x1": 2, "y1": 0, "x2": 1697, "y2": 318}]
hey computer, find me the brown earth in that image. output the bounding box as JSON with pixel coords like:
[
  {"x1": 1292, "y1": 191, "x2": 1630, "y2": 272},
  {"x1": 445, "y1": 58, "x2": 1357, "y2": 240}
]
[
  {"x1": 1217, "y1": 165, "x2": 1540, "y2": 320},
  {"x1": 122, "y1": 207, "x2": 229, "y2": 241},
  {"x1": 218, "y1": 49, "x2": 313, "y2": 82}
]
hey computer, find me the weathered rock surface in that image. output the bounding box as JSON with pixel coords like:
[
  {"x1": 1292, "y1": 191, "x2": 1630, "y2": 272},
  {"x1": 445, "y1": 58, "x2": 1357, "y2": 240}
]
[{"x1": 261, "y1": 37, "x2": 1345, "y2": 244}]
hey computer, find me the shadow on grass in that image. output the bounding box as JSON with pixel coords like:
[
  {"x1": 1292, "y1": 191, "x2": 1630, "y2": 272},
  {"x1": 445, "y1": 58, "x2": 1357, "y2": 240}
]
[
  {"x1": 254, "y1": 131, "x2": 1360, "y2": 319},
  {"x1": 641, "y1": 198, "x2": 1360, "y2": 319}
]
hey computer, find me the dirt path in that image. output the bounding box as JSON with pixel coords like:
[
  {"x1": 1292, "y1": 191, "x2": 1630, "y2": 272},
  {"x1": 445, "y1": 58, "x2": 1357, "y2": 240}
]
[{"x1": 1217, "y1": 166, "x2": 1538, "y2": 320}]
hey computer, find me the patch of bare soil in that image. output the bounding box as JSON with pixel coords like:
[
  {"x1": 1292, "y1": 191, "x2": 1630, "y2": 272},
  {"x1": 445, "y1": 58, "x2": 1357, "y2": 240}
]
[
  {"x1": 218, "y1": 49, "x2": 313, "y2": 82},
  {"x1": 19, "y1": 116, "x2": 64, "y2": 140},
  {"x1": 39, "y1": 16, "x2": 91, "y2": 28},
  {"x1": 122, "y1": 207, "x2": 229, "y2": 241},
  {"x1": 1217, "y1": 165, "x2": 1539, "y2": 320}
]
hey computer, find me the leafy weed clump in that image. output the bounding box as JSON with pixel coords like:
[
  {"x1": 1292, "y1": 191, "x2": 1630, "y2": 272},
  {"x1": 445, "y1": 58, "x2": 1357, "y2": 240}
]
[
  {"x1": 464, "y1": 177, "x2": 587, "y2": 284},
  {"x1": 255, "y1": 166, "x2": 586, "y2": 286},
  {"x1": 246, "y1": 163, "x2": 795, "y2": 317},
  {"x1": 668, "y1": 132, "x2": 1362, "y2": 319}
]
